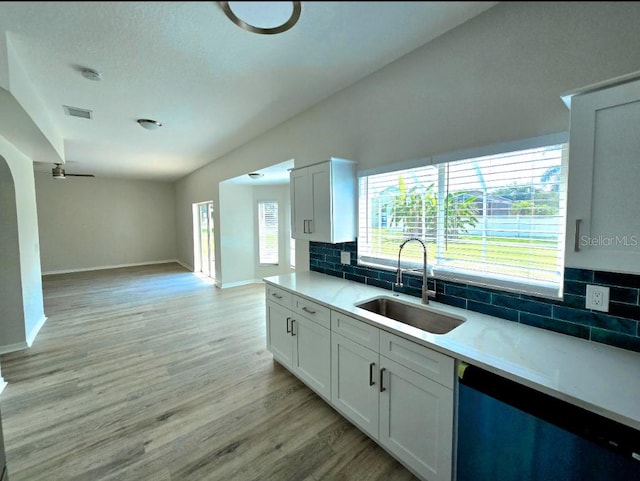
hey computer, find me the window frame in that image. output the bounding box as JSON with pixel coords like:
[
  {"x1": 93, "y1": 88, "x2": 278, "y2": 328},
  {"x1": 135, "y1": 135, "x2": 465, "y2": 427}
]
[
  {"x1": 357, "y1": 133, "x2": 569, "y2": 299},
  {"x1": 257, "y1": 199, "x2": 280, "y2": 266}
]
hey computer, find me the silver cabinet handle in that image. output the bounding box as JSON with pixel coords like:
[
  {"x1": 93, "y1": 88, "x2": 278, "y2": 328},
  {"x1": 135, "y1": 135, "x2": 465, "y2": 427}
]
[
  {"x1": 303, "y1": 220, "x2": 309, "y2": 233},
  {"x1": 574, "y1": 219, "x2": 582, "y2": 252},
  {"x1": 272, "y1": 292, "x2": 283, "y2": 299},
  {"x1": 369, "y1": 362, "x2": 376, "y2": 386},
  {"x1": 307, "y1": 219, "x2": 313, "y2": 233},
  {"x1": 286, "y1": 317, "x2": 291, "y2": 333},
  {"x1": 302, "y1": 306, "x2": 316, "y2": 315},
  {"x1": 291, "y1": 319, "x2": 296, "y2": 336},
  {"x1": 380, "y1": 368, "x2": 386, "y2": 392}
]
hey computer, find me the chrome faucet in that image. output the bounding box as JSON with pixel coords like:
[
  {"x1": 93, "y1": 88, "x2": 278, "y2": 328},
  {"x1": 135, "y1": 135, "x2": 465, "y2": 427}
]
[{"x1": 395, "y1": 237, "x2": 436, "y2": 304}]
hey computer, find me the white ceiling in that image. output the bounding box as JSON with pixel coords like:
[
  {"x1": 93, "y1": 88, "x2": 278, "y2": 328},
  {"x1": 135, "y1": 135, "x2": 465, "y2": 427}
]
[{"x1": 0, "y1": 1, "x2": 498, "y2": 182}]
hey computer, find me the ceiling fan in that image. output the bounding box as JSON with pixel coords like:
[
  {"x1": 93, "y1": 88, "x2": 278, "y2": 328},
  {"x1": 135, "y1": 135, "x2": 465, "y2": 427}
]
[{"x1": 51, "y1": 163, "x2": 95, "y2": 179}]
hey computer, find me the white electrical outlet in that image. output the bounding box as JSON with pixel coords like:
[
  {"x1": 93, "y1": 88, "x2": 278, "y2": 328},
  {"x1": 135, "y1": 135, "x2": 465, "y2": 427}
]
[
  {"x1": 340, "y1": 251, "x2": 351, "y2": 265},
  {"x1": 585, "y1": 285, "x2": 610, "y2": 312}
]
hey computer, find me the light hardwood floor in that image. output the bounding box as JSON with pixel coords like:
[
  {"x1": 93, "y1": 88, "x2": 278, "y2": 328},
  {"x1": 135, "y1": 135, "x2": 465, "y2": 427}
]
[{"x1": 0, "y1": 263, "x2": 418, "y2": 481}]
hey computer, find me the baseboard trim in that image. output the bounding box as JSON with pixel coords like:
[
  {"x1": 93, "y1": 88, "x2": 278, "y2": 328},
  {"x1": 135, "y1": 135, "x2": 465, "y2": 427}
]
[
  {"x1": 175, "y1": 259, "x2": 194, "y2": 272},
  {"x1": 26, "y1": 314, "x2": 47, "y2": 347},
  {"x1": 219, "y1": 279, "x2": 262, "y2": 289},
  {"x1": 0, "y1": 341, "x2": 28, "y2": 355},
  {"x1": 42, "y1": 259, "x2": 179, "y2": 276}
]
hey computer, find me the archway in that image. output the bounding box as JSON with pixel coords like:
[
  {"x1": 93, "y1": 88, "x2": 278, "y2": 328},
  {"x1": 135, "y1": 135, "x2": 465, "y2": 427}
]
[{"x1": 0, "y1": 154, "x2": 25, "y2": 349}]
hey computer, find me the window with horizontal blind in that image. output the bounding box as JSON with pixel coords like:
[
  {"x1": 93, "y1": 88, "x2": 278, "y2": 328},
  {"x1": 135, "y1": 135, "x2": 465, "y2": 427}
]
[
  {"x1": 358, "y1": 139, "x2": 568, "y2": 298},
  {"x1": 258, "y1": 200, "x2": 279, "y2": 265}
]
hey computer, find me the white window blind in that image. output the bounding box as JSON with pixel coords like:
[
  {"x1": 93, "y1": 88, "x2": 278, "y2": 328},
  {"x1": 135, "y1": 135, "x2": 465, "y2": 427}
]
[
  {"x1": 358, "y1": 142, "x2": 568, "y2": 298},
  {"x1": 258, "y1": 201, "x2": 279, "y2": 265}
]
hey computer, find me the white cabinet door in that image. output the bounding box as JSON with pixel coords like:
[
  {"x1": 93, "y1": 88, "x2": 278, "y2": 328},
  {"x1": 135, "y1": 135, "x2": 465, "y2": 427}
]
[
  {"x1": 266, "y1": 294, "x2": 330, "y2": 401},
  {"x1": 307, "y1": 161, "x2": 332, "y2": 242},
  {"x1": 292, "y1": 315, "x2": 331, "y2": 401},
  {"x1": 290, "y1": 168, "x2": 312, "y2": 239},
  {"x1": 565, "y1": 78, "x2": 640, "y2": 273},
  {"x1": 290, "y1": 159, "x2": 357, "y2": 243},
  {"x1": 266, "y1": 301, "x2": 294, "y2": 368},
  {"x1": 331, "y1": 332, "x2": 379, "y2": 439},
  {"x1": 290, "y1": 161, "x2": 332, "y2": 241},
  {"x1": 379, "y1": 356, "x2": 454, "y2": 481}
]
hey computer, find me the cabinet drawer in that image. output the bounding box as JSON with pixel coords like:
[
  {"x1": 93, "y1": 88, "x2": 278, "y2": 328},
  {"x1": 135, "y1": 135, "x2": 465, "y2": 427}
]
[
  {"x1": 380, "y1": 331, "x2": 454, "y2": 389},
  {"x1": 293, "y1": 295, "x2": 330, "y2": 329},
  {"x1": 265, "y1": 284, "x2": 292, "y2": 308},
  {"x1": 331, "y1": 311, "x2": 379, "y2": 351}
]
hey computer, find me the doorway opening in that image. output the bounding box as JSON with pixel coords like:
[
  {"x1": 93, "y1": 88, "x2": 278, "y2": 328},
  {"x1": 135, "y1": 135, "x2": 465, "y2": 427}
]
[{"x1": 193, "y1": 201, "x2": 215, "y2": 280}]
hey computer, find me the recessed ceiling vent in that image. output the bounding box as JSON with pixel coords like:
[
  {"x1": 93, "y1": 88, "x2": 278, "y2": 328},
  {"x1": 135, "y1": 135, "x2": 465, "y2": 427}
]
[{"x1": 63, "y1": 105, "x2": 93, "y2": 119}]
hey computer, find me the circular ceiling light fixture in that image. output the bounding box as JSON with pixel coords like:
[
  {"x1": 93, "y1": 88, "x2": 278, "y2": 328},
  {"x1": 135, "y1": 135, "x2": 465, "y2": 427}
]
[
  {"x1": 137, "y1": 119, "x2": 163, "y2": 130},
  {"x1": 220, "y1": 1, "x2": 301, "y2": 35},
  {"x1": 81, "y1": 68, "x2": 102, "y2": 81},
  {"x1": 248, "y1": 172, "x2": 264, "y2": 179}
]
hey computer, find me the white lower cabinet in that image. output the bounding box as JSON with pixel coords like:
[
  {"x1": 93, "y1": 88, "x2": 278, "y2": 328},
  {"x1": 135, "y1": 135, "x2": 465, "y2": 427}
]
[
  {"x1": 331, "y1": 311, "x2": 454, "y2": 481},
  {"x1": 331, "y1": 332, "x2": 380, "y2": 438},
  {"x1": 266, "y1": 300, "x2": 294, "y2": 367},
  {"x1": 266, "y1": 298, "x2": 331, "y2": 401},
  {"x1": 293, "y1": 314, "x2": 331, "y2": 400},
  {"x1": 265, "y1": 285, "x2": 454, "y2": 481},
  {"x1": 379, "y1": 355, "x2": 453, "y2": 481}
]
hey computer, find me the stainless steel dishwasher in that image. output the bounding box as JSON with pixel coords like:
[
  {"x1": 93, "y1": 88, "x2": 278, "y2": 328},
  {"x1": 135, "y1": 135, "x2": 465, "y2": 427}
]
[{"x1": 456, "y1": 363, "x2": 640, "y2": 481}]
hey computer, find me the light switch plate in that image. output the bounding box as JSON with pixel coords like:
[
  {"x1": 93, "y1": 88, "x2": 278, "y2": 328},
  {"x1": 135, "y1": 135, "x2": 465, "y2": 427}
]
[
  {"x1": 585, "y1": 285, "x2": 610, "y2": 312},
  {"x1": 340, "y1": 251, "x2": 351, "y2": 265}
]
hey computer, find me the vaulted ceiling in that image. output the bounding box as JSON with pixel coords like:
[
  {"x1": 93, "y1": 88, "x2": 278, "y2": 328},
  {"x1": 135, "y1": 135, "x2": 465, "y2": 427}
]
[{"x1": 0, "y1": 1, "x2": 498, "y2": 182}]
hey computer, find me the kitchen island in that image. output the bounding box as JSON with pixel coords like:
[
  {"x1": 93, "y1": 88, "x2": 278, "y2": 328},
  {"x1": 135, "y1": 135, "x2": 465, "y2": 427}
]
[{"x1": 264, "y1": 270, "x2": 640, "y2": 433}]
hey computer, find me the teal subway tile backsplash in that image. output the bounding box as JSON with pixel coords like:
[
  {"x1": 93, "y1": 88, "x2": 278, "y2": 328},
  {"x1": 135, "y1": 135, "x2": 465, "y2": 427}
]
[
  {"x1": 309, "y1": 241, "x2": 640, "y2": 353},
  {"x1": 519, "y1": 312, "x2": 590, "y2": 339},
  {"x1": 591, "y1": 329, "x2": 640, "y2": 352}
]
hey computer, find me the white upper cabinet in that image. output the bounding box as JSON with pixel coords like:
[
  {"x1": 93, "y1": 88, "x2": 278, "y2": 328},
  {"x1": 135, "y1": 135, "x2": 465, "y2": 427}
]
[
  {"x1": 564, "y1": 75, "x2": 640, "y2": 274},
  {"x1": 290, "y1": 158, "x2": 357, "y2": 243}
]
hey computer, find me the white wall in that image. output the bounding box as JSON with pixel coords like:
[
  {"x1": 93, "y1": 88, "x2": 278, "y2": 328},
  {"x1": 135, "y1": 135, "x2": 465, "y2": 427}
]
[
  {"x1": 191, "y1": 182, "x2": 292, "y2": 287},
  {"x1": 35, "y1": 175, "x2": 177, "y2": 274},
  {"x1": 174, "y1": 2, "x2": 640, "y2": 272},
  {"x1": 0, "y1": 152, "x2": 25, "y2": 348},
  {"x1": 0, "y1": 137, "x2": 45, "y2": 352},
  {"x1": 218, "y1": 183, "x2": 255, "y2": 286},
  {"x1": 253, "y1": 184, "x2": 293, "y2": 280}
]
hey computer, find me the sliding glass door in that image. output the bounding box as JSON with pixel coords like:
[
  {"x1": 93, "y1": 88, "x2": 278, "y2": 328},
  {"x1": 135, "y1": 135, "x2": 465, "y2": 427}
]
[{"x1": 196, "y1": 201, "x2": 215, "y2": 279}]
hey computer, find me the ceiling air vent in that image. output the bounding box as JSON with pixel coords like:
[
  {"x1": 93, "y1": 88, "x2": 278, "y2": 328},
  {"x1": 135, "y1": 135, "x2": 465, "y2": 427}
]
[{"x1": 63, "y1": 105, "x2": 93, "y2": 119}]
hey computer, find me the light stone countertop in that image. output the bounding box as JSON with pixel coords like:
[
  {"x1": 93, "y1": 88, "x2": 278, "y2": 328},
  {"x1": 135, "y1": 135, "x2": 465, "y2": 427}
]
[{"x1": 264, "y1": 271, "x2": 640, "y2": 432}]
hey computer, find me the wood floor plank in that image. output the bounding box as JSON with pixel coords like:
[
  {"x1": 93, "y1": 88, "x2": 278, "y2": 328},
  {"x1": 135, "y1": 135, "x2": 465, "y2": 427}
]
[{"x1": 0, "y1": 263, "x2": 419, "y2": 481}]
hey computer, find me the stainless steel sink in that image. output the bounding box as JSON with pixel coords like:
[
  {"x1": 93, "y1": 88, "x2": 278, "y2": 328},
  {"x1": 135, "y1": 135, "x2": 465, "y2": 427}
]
[{"x1": 355, "y1": 296, "x2": 465, "y2": 334}]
